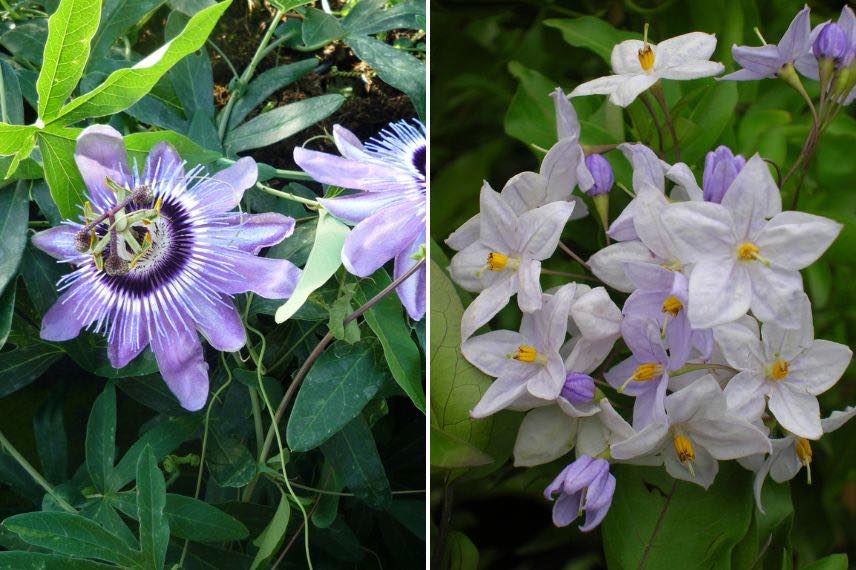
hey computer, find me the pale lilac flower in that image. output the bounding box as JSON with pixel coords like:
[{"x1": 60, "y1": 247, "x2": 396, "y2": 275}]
[
  {"x1": 31, "y1": 125, "x2": 300, "y2": 411},
  {"x1": 570, "y1": 32, "x2": 724, "y2": 107},
  {"x1": 544, "y1": 455, "x2": 616, "y2": 531},
  {"x1": 604, "y1": 317, "x2": 673, "y2": 428},
  {"x1": 610, "y1": 376, "x2": 772, "y2": 488},
  {"x1": 750, "y1": 407, "x2": 855, "y2": 512},
  {"x1": 794, "y1": 6, "x2": 856, "y2": 104},
  {"x1": 445, "y1": 89, "x2": 591, "y2": 252},
  {"x1": 293, "y1": 121, "x2": 426, "y2": 320},
  {"x1": 606, "y1": 143, "x2": 669, "y2": 242},
  {"x1": 721, "y1": 6, "x2": 811, "y2": 81},
  {"x1": 703, "y1": 145, "x2": 746, "y2": 203},
  {"x1": 564, "y1": 285, "x2": 623, "y2": 374},
  {"x1": 714, "y1": 296, "x2": 852, "y2": 439},
  {"x1": 450, "y1": 186, "x2": 574, "y2": 340},
  {"x1": 462, "y1": 285, "x2": 575, "y2": 418},
  {"x1": 584, "y1": 154, "x2": 614, "y2": 196},
  {"x1": 661, "y1": 155, "x2": 840, "y2": 329}
]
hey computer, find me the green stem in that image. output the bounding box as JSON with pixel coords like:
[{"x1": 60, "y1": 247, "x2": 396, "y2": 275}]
[
  {"x1": 651, "y1": 82, "x2": 680, "y2": 161},
  {"x1": 248, "y1": 387, "x2": 264, "y2": 458},
  {"x1": 541, "y1": 268, "x2": 598, "y2": 281},
  {"x1": 639, "y1": 92, "x2": 666, "y2": 157},
  {"x1": 217, "y1": 8, "x2": 285, "y2": 141},
  {"x1": 0, "y1": 430, "x2": 76, "y2": 513},
  {"x1": 256, "y1": 182, "x2": 321, "y2": 208},
  {"x1": 671, "y1": 362, "x2": 737, "y2": 376},
  {"x1": 261, "y1": 30, "x2": 299, "y2": 59}
]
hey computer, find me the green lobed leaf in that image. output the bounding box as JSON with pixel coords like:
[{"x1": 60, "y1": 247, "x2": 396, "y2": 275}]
[
  {"x1": 602, "y1": 463, "x2": 753, "y2": 569},
  {"x1": 223, "y1": 93, "x2": 344, "y2": 153},
  {"x1": 123, "y1": 129, "x2": 221, "y2": 165},
  {"x1": 80, "y1": 499, "x2": 137, "y2": 548},
  {"x1": 287, "y1": 340, "x2": 387, "y2": 452},
  {"x1": 33, "y1": 392, "x2": 68, "y2": 484},
  {"x1": 205, "y1": 428, "x2": 257, "y2": 488},
  {"x1": 37, "y1": 0, "x2": 103, "y2": 121},
  {"x1": 355, "y1": 268, "x2": 425, "y2": 411},
  {"x1": 224, "y1": 59, "x2": 317, "y2": 130},
  {"x1": 0, "y1": 60, "x2": 26, "y2": 124},
  {"x1": 320, "y1": 414, "x2": 391, "y2": 508},
  {"x1": 0, "y1": 552, "x2": 116, "y2": 568},
  {"x1": 36, "y1": 127, "x2": 85, "y2": 220},
  {"x1": 136, "y1": 445, "x2": 170, "y2": 570},
  {"x1": 48, "y1": 0, "x2": 231, "y2": 126},
  {"x1": 342, "y1": 0, "x2": 425, "y2": 35},
  {"x1": 345, "y1": 35, "x2": 425, "y2": 118},
  {"x1": 113, "y1": 415, "x2": 201, "y2": 489},
  {"x1": 2, "y1": 512, "x2": 140, "y2": 567},
  {"x1": 85, "y1": 384, "x2": 117, "y2": 494},
  {"x1": 166, "y1": 10, "x2": 215, "y2": 120},
  {"x1": 275, "y1": 210, "x2": 349, "y2": 323},
  {"x1": 0, "y1": 124, "x2": 37, "y2": 156},
  {"x1": 0, "y1": 180, "x2": 29, "y2": 293},
  {"x1": 0, "y1": 284, "x2": 13, "y2": 350},
  {"x1": 249, "y1": 492, "x2": 290, "y2": 570},
  {"x1": 89, "y1": 0, "x2": 165, "y2": 63},
  {"x1": 301, "y1": 8, "x2": 344, "y2": 47},
  {"x1": 543, "y1": 16, "x2": 641, "y2": 62},
  {"x1": 0, "y1": 330, "x2": 65, "y2": 399}
]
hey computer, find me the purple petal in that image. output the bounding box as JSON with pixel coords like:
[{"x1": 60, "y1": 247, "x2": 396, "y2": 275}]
[
  {"x1": 731, "y1": 45, "x2": 782, "y2": 76},
  {"x1": 74, "y1": 125, "x2": 128, "y2": 212},
  {"x1": 192, "y1": 294, "x2": 246, "y2": 352},
  {"x1": 318, "y1": 192, "x2": 403, "y2": 225},
  {"x1": 31, "y1": 224, "x2": 83, "y2": 260},
  {"x1": 777, "y1": 6, "x2": 811, "y2": 61},
  {"x1": 580, "y1": 474, "x2": 615, "y2": 531},
  {"x1": 107, "y1": 311, "x2": 150, "y2": 369},
  {"x1": 150, "y1": 325, "x2": 209, "y2": 411},
  {"x1": 193, "y1": 157, "x2": 258, "y2": 213},
  {"x1": 394, "y1": 230, "x2": 426, "y2": 320},
  {"x1": 215, "y1": 254, "x2": 301, "y2": 299},
  {"x1": 145, "y1": 142, "x2": 184, "y2": 180},
  {"x1": 215, "y1": 212, "x2": 296, "y2": 253},
  {"x1": 332, "y1": 125, "x2": 369, "y2": 160},
  {"x1": 294, "y1": 147, "x2": 413, "y2": 193},
  {"x1": 40, "y1": 287, "x2": 97, "y2": 341},
  {"x1": 550, "y1": 88, "x2": 580, "y2": 140},
  {"x1": 552, "y1": 492, "x2": 582, "y2": 527},
  {"x1": 342, "y1": 202, "x2": 422, "y2": 277},
  {"x1": 719, "y1": 67, "x2": 771, "y2": 81}
]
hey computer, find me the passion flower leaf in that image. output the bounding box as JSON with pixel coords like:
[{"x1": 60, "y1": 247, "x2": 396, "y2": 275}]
[
  {"x1": 224, "y1": 59, "x2": 317, "y2": 130},
  {"x1": 85, "y1": 384, "x2": 118, "y2": 494},
  {"x1": 0, "y1": 180, "x2": 29, "y2": 293},
  {"x1": 344, "y1": 35, "x2": 425, "y2": 118},
  {"x1": 135, "y1": 445, "x2": 169, "y2": 570},
  {"x1": 320, "y1": 415, "x2": 391, "y2": 508}
]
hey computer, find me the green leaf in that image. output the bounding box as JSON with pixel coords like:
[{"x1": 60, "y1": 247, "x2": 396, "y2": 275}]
[
  {"x1": 2, "y1": 512, "x2": 140, "y2": 567},
  {"x1": 123, "y1": 130, "x2": 221, "y2": 165},
  {"x1": 442, "y1": 530, "x2": 479, "y2": 570},
  {"x1": 225, "y1": 59, "x2": 316, "y2": 130},
  {"x1": 801, "y1": 554, "x2": 849, "y2": 570},
  {"x1": 544, "y1": 16, "x2": 641, "y2": 62},
  {"x1": 36, "y1": 128, "x2": 85, "y2": 220},
  {"x1": 249, "y1": 492, "x2": 290, "y2": 570},
  {"x1": 223, "y1": 94, "x2": 344, "y2": 153},
  {"x1": 135, "y1": 446, "x2": 169, "y2": 570},
  {"x1": 320, "y1": 415, "x2": 391, "y2": 508},
  {"x1": 327, "y1": 283, "x2": 361, "y2": 344},
  {"x1": 37, "y1": 0, "x2": 103, "y2": 120},
  {"x1": 0, "y1": 180, "x2": 29, "y2": 293},
  {"x1": 0, "y1": 284, "x2": 13, "y2": 350},
  {"x1": 33, "y1": 392, "x2": 68, "y2": 484},
  {"x1": 679, "y1": 81, "x2": 738, "y2": 165},
  {"x1": 0, "y1": 331, "x2": 64, "y2": 398},
  {"x1": 205, "y1": 428, "x2": 257, "y2": 488},
  {"x1": 48, "y1": 0, "x2": 230, "y2": 125},
  {"x1": 81, "y1": 499, "x2": 137, "y2": 548},
  {"x1": 602, "y1": 463, "x2": 753, "y2": 569},
  {"x1": 166, "y1": 10, "x2": 215, "y2": 119},
  {"x1": 0, "y1": 60, "x2": 26, "y2": 124},
  {"x1": 301, "y1": 8, "x2": 343, "y2": 46},
  {"x1": 113, "y1": 492, "x2": 249, "y2": 543},
  {"x1": 430, "y1": 426, "x2": 493, "y2": 469},
  {"x1": 89, "y1": 0, "x2": 165, "y2": 62},
  {"x1": 342, "y1": 0, "x2": 425, "y2": 35},
  {"x1": 0, "y1": 552, "x2": 115, "y2": 568},
  {"x1": 113, "y1": 415, "x2": 201, "y2": 489},
  {"x1": 85, "y1": 384, "x2": 117, "y2": 493},
  {"x1": 345, "y1": 35, "x2": 425, "y2": 117},
  {"x1": 0, "y1": 124, "x2": 37, "y2": 155},
  {"x1": 355, "y1": 268, "x2": 425, "y2": 411},
  {"x1": 275, "y1": 210, "x2": 349, "y2": 323},
  {"x1": 287, "y1": 341, "x2": 386, "y2": 452},
  {"x1": 504, "y1": 61, "x2": 557, "y2": 151}
]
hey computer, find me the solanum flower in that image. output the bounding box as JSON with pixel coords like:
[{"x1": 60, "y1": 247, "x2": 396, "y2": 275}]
[
  {"x1": 661, "y1": 155, "x2": 839, "y2": 329},
  {"x1": 721, "y1": 6, "x2": 811, "y2": 81},
  {"x1": 794, "y1": 6, "x2": 856, "y2": 103},
  {"x1": 293, "y1": 120, "x2": 426, "y2": 320},
  {"x1": 570, "y1": 30, "x2": 724, "y2": 107},
  {"x1": 565, "y1": 285, "x2": 623, "y2": 372},
  {"x1": 445, "y1": 89, "x2": 591, "y2": 252},
  {"x1": 702, "y1": 145, "x2": 746, "y2": 203},
  {"x1": 544, "y1": 455, "x2": 616, "y2": 531},
  {"x1": 450, "y1": 186, "x2": 574, "y2": 339},
  {"x1": 610, "y1": 376, "x2": 772, "y2": 488},
  {"x1": 750, "y1": 407, "x2": 855, "y2": 512},
  {"x1": 32, "y1": 125, "x2": 300, "y2": 411},
  {"x1": 714, "y1": 298, "x2": 852, "y2": 439},
  {"x1": 462, "y1": 285, "x2": 575, "y2": 418}
]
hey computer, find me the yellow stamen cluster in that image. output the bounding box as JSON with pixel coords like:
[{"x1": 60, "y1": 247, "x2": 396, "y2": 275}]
[
  {"x1": 632, "y1": 362, "x2": 663, "y2": 382},
  {"x1": 769, "y1": 359, "x2": 789, "y2": 381},
  {"x1": 795, "y1": 437, "x2": 812, "y2": 466},
  {"x1": 638, "y1": 45, "x2": 655, "y2": 72},
  {"x1": 486, "y1": 252, "x2": 509, "y2": 272},
  {"x1": 673, "y1": 434, "x2": 695, "y2": 464},
  {"x1": 512, "y1": 344, "x2": 540, "y2": 363},
  {"x1": 661, "y1": 295, "x2": 683, "y2": 317},
  {"x1": 737, "y1": 242, "x2": 760, "y2": 261}
]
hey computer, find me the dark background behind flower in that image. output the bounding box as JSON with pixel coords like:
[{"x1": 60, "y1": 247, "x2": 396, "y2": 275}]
[{"x1": 430, "y1": 0, "x2": 855, "y2": 567}]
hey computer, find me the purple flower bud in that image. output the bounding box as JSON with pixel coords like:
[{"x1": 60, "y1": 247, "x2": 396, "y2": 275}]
[
  {"x1": 702, "y1": 145, "x2": 746, "y2": 203},
  {"x1": 561, "y1": 372, "x2": 595, "y2": 405},
  {"x1": 813, "y1": 22, "x2": 850, "y2": 63},
  {"x1": 584, "y1": 154, "x2": 614, "y2": 196},
  {"x1": 544, "y1": 455, "x2": 615, "y2": 531}
]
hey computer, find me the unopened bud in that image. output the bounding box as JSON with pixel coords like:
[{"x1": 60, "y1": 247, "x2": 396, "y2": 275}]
[
  {"x1": 702, "y1": 145, "x2": 745, "y2": 203},
  {"x1": 813, "y1": 22, "x2": 850, "y2": 64},
  {"x1": 584, "y1": 154, "x2": 614, "y2": 197},
  {"x1": 561, "y1": 372, "x2": 596, "y2": 406}
]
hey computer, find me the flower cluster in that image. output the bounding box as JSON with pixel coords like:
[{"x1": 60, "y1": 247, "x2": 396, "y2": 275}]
[{"x1": 446, "y1": 7, "x2": 853, "y2": 532}]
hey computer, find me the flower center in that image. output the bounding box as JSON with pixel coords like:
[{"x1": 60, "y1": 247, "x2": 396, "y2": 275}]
[
  {"x1": 661, "y1": 295, "x2": 683, "y2": 317},
  {"x1": 673, "y1": 433, "x2": 696, "y2": 476},
  {"x1": 638, "y1": 45, "x2": 655, "y2": 72},
  {"x1": 508, "y1": 344, "x2": 547, "y2": 365},
  {"x1": 485, "y1": 252, "x2": 519, "y2": 272},
  {"x1": 768, "y1": 359, "x2": 789, "y2": 381},
  {"x1": 795, "y1": 437, "x2": 812, "y2": 465},
  {"x1": 737, "y1": 242, "x2": 762, "y2": 262},
  {"x1": 632, "y1": 362, "x2": 663, "y2": 382}
]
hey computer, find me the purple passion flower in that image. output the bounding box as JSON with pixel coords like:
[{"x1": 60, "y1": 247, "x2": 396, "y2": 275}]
[
  {"x1": 31, "y1": 125, "x2": 301, "y2": 411},
  {"x1": 583, "y1": 154, "x2": 614, "y2": 196},
  {"x1": 544, "y1": 455, "x2": 615, "y2": 531},
  {"x1": 702, "y1": 145, "x2": 746, "y2": 203},
  {"x1": 293, "y1": 120, "x2": 426, "y2": 320}
]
